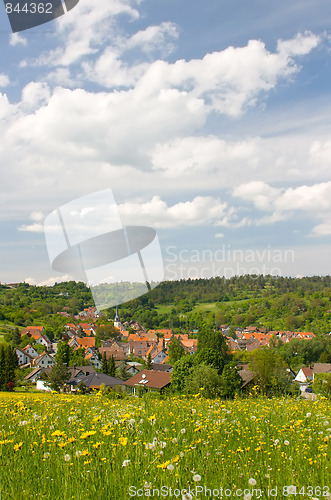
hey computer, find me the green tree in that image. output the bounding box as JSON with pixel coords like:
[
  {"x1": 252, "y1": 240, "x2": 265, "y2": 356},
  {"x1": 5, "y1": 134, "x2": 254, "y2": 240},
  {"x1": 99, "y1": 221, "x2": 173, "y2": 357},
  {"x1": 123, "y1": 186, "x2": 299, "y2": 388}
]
[
  {"x1": 168, "y1": 337, "x2": 185, "y2": 364},
  {"x1": 47, "y1": 363, "x2": 70, "y2": 392},
  {"x1": 171, "y1": 356, "x2": 196, "y2": 393},
  {"x1": 55, "y1": 341, "x2": 72, "y2": 366},
  {"x1": 109, "y1": 355, "x2": 116, "y2": 377},
  {"x1": 220, "y1": 362, "x2": 242, "y2": 398},
  {"x1": 146, "y1": 353, "x2": 152, "y2": 370},
  {"x1": 248, "y1": 348, "x2": 287, "y2": 395},
  {"x1": 313, "y1": 373, "x2": 331, "y2": 399},
  {"x1": 101, "y1": 352, "x2": 109, "y2": 374},
  {"x1": 12, "y1": 327, "x2": 21, "y2": 347},
  {"x1": 184, "y1": 364, "x2": 222, "y2": 398}
]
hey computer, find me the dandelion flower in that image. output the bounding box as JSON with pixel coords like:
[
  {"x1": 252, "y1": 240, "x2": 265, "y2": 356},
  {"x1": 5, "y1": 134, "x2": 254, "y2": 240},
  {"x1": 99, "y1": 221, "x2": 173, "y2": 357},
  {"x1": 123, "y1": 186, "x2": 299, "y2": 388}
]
[
  {"x1": 287, "y1": 486, "x2": 296, "y2": 495},
  {"x1": 180, "y1": 429, "x2": 186, "y2": 434},
  {"x1": 284, "y1": 440, "x2": 289, "y2": 446},
  {"x1": 64, "y1": 454, "x2": 71, "y2": 462},
  {"x1": 306, "y1": 412, "x2": 312, "y2": 418},
  {"x1": 244, "y1": 494, "x2": 252, "y2": 500},
  {"x1": 122, "y1": 460, "x2": 131, "y2": 467},
  {"x1": 167, "y1": 464, "x2": 174, "y2": 471},
  {"x1": 248, "y1": 478, "x2": 256, "y2": 486},
  {"x1": 75, "y1": 451, "x2": 82, "y2": 457},
  {"x1": 43, "y1": 452, "x2": 50, "y2": 459},
  {"x1": 193, "y1": 474, "x2": 201, "y2": 482},
  {"x1": 274, "y1": 439, "x2": 279, "y2": 445},
  {"x1": 182, "y1": 493, "x2": 193, "y2": 500}
]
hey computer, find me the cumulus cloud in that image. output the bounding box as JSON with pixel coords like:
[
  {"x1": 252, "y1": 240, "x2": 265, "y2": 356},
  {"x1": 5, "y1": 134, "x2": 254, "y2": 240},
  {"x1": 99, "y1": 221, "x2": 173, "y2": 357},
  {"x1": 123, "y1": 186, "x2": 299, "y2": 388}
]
[
  {"x1": 118, "y1": 195, "x2": 235, "y2": 228},
  {"x1": 0, "y1": 74, "x2": 10, "y2": 87},
  {"x1": 9, "y1": 33, "x2": 27, "y2": 47},
  {"x1": 233, "y1": 181, "x2": 331, "y2": 234}
]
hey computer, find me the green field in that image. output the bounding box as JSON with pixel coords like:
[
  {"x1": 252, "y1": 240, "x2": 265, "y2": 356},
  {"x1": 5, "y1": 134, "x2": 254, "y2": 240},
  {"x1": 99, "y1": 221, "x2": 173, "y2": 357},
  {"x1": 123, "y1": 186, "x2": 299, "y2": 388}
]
[{"x1": 0, "y1": 392, "x2": 330, "y2": 499}]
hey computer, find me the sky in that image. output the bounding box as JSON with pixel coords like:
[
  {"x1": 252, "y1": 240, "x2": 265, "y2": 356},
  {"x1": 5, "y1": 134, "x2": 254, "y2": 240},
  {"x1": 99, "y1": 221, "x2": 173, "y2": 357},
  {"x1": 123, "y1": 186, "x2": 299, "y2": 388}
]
[{"x1": 1, "y1": 0, "x2": 331, "y2": 286}]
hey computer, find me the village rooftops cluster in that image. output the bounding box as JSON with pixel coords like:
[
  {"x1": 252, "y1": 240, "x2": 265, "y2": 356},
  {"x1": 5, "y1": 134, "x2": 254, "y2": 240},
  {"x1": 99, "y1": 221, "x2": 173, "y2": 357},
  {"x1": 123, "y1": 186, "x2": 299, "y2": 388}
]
[{"x1": 224, "y1": 326, "x2": 316, "y2": 353}]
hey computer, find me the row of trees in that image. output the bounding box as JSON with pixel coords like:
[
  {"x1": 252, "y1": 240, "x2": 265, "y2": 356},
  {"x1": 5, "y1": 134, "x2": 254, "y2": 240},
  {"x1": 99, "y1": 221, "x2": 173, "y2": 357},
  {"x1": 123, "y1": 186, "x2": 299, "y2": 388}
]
[{"x1": 0, "y1": 344, "x2": 18, "y2": 391}]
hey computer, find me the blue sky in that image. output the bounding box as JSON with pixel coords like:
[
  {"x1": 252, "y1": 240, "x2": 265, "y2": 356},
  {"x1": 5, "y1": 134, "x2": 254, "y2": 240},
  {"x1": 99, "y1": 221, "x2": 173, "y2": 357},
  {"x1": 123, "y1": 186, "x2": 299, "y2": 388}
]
[{"x1": 0, "y1": 0, "x2": 331, "y2": 285}]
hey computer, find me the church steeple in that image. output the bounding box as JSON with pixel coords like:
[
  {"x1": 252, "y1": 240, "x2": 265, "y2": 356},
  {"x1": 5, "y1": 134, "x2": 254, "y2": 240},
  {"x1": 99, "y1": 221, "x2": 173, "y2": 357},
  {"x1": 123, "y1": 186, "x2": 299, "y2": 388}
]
[{"x1": 114, "y1": 305, "x2": 122, "y2": 329}]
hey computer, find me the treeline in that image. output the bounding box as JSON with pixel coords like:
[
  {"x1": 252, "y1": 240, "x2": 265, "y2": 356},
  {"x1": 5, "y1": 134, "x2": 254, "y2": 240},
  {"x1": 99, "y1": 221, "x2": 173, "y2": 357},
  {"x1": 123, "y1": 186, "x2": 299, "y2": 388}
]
[{"x1": 0, "y1": 345, "x2": 18, "y2": 391}]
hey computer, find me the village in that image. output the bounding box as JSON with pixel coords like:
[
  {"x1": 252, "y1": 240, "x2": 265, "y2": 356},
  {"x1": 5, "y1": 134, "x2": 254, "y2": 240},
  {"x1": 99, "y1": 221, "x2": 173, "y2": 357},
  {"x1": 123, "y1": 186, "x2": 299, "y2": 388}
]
[{"x1": 14, "y1": 305, "x2": 331, "y2": 398}]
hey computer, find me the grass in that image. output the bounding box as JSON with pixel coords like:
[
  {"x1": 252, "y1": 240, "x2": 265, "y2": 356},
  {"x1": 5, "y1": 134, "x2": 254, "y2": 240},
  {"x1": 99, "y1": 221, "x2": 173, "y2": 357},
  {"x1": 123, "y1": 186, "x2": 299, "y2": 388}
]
[{"x1": 0, "y1": 392, "x2": 330, "y2": 499}]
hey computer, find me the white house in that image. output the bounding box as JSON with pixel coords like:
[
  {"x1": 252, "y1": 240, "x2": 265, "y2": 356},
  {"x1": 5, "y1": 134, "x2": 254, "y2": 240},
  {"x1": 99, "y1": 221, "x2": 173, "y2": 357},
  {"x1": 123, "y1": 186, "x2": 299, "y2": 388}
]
[
  {"x1": 32, "y1": 352, "x2": 55, "y2": 369},
  {"x1": 16, "y1": 348, "x2": 32, "y2": 366}
]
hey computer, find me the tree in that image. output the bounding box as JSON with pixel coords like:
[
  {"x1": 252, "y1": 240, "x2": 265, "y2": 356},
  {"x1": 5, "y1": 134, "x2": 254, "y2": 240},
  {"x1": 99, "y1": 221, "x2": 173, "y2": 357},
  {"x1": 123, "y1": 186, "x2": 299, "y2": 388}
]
[
  {"x1": 171, "y1": 356, "x2": 196, "y2": 393},
  {"x1": 168, "y1": 337, "x2": 185, "y2": 364},
  {"x1": 47, "y1": 362, "x2": 70, "y2": 392},
  {"x1": 55, "y1": 341, "x2": 72, "y2": 366},
  {"x1": 248, "y1": 348, "x2": 288, "y2": 395},
  {"x1": 195, "y1": 348, "x2": 224, "y2": 373},
  {"x1": 220, "y1": 362, "x2": 242, "y2": 398},
  {"x1": 96, "y1": 324, "x2": 121, "y2": 341},
  {"x1": 101, "y1": 352, "x2": 109, "y2": 374},
  {"x1": 12, "y1": 327, "x2": 22, "y2": 347},
  {"x1": 109, "y1": 355, "x2": 116, "y2": 377},
  {"x1": 146, "y1": 353, "x2": 152, "y2": 370},
  {"x1": 313, "y1": 373, "x2": 331, "y2": 399},
  {"x1": 184, "y1": 364, "x2": 222, "y2": 398}
]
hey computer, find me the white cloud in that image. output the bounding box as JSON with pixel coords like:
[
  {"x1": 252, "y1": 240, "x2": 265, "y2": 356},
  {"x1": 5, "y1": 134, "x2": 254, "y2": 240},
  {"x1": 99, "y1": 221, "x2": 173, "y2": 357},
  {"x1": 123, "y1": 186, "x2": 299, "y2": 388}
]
[
  {"x1": 21, "y1": 82, "x2": 51, "y2": 110},
  {"x1": 118, "y1": 195, "x2": 234, "y2": 228},
  {"x1": 9, "y1": 33, "x2": 27, "y2": 47},
  {"x1": 233, "y1": 181, "x2": 331, "y2": 234},
  {"x1": 34, "y1": 0, "x2": 140, "y2": 67},
  {"x1": 0, "y1": 74, "x2": 10, "y2": 87},
  {"x1": 126, "y1": 22, "x2": 179, "y2": 55},
  {"x1": 25, "y1": 274, "x2": 74, "y2": 286}
]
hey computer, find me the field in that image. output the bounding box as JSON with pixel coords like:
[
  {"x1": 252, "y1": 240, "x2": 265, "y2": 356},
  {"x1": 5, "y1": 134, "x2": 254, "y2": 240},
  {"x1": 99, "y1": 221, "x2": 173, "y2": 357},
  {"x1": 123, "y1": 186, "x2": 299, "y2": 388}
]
[{"x1": 0, "y1": 392, "x2": 330, "y2": 499}]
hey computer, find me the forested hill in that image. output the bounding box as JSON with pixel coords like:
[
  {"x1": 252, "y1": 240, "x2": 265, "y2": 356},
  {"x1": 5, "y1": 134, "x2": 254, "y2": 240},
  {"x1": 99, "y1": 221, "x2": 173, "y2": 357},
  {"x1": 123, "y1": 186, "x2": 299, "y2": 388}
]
[
  {"x1": 149, "y1": 275, "x2": 331, "y2": 304},
  {"x1": 1, "y1": 275, "x2": 331, "y2": 335}
]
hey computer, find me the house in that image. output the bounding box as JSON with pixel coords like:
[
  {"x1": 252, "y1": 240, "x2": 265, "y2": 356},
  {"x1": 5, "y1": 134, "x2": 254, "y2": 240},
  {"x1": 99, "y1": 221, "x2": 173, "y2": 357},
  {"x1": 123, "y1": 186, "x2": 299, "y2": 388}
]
[
  {"x1": 72, "y1": 372, "x2": 124, "y2": 391},
  {"x1": 22, "y1": 345, "x2": 39, "y2": 359},
  {"x1": 99, "y1": 341, "x2": 129, "y2": 361},
  {"x1": 238, "y1": 369, "x2": 257, "y2": 390},
  {"x1": 24, "y1": 367, "x2": 52, "y2": 383},
  {"x1": 16, "y1": 348, "x2": 32, "y2": 366},
  {"x1": 313, "y1": 363, "x2": 331, "y2": 380},
  {"x1": 84, "y1": 352, "x2": 102, "y2": 370},
  {"x1": 151, "y1": 363, "x2": 173, "y2": 372},
  {"x1": 124, "y1": 369, "x2": 171, "y2": 394},
  {"x1": 294, "y1": 366, "x2": 313, "y2": 384},
  {"x1": 32, "y1": 352, "x2": 55, "y2": 368}
]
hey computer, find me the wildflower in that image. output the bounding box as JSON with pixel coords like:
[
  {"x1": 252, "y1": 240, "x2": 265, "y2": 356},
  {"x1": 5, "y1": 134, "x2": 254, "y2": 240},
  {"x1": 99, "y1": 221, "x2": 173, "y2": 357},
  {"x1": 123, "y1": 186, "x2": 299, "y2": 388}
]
[
  {"x1": 75, "y1": 451, "x2": 82, "y2": 457},
  {"x1": 324, "y1": 420, "x2": 329, "y2": 426},
  {"x1": 64, "y1": 454, "x2": 71, "y2": 462},
  {"x1": 119, "y1": 437, "x2": 128, "y2": 446},
  {"x1": 160, "y1": 442, "x2": 167, "y2": 448},
  {"x1": 244, "y1": 494, "x2": 252, "y2": 500},
  {"x1": 43, "y1": 452, "x2": 50, "y2": 459},
  {"x1": 284, "y1": 440, "x2": 289, "y2": 446},
  {"x1": 18, "y1": 421, "x2": 28, "y2": 426},
  {"x1": 287, "y1": 486, "x2": 296, "y2": 495},
  {"x1": 180, "y1": 428, "x2": 186, "y2": 434},
  {"x1": 14, "y1": 442, "x2": 23, "y2": 452},
  {"x1": 306, "y1": 412, "x2": 312, "y2": 418},
  {"x1": 274, "y1": 439, "x2": 279, "y2": 446},
  {"x1": 167, "y1": 464, "x2": 174, "y2": 471},
  {"x1": 248, "y1": 478, "x2": 256, "y2": 486},
  {"x1": 144, "y1": 483, "x2": 151, "y2": 489},
  {"x1": 180, "y1": 452, "x2": 185, "y2": 458},
  {"x1": 122, "y1": 460, "x2": 130, "y2": 467},
  {"x1": 182, "y1": 493, "x2": 193, "y2": 500},
  {"x1": 193, "y1": 474, "x2": 201, "y2": 482},
  {"x1": 251, "y1": 415, "x2": 256, "y2": 420}
]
